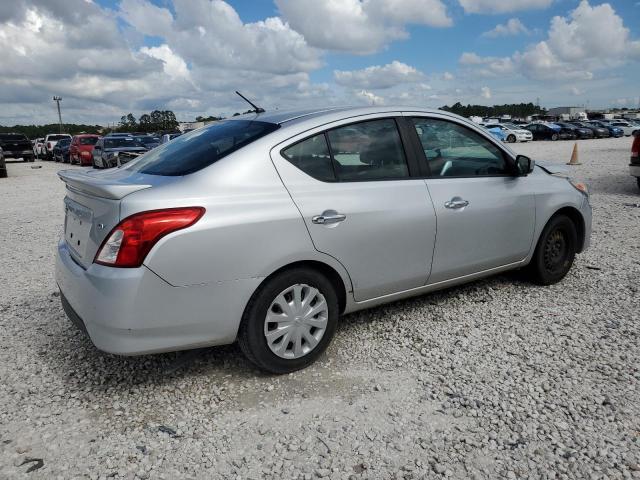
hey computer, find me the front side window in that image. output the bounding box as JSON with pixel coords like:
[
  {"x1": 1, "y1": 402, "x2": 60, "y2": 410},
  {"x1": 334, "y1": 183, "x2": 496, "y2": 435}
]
[
  {"x1": 282, "y1": 134, "x2": 335, "y2": 182},
  {"x1": 327, "y1": 119, "x2": 409, "y2": 181},
  {"x1": 412, "y1": 118, "x2": 510, "y2": 177}
]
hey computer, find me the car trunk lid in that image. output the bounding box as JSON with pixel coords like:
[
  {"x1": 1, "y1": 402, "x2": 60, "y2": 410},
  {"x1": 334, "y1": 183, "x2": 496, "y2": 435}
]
[{"x1": 58, "y1": 168, "x2": 162, "y2": 268}]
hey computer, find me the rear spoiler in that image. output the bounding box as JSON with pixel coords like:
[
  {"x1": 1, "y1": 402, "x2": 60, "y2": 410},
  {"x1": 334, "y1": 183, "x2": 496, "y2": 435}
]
[{"x1": 57, "y1": 169, "x2": 151, "y2": 200}]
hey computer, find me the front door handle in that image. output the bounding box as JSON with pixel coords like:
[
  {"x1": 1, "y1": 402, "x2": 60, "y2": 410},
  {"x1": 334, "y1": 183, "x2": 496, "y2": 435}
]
[
  {"x1": 444, "y1": 198, "x2": 469, "y2": 209},
  {"x1": 312, "y1": 211, "x2": 346, "y2": 225}
]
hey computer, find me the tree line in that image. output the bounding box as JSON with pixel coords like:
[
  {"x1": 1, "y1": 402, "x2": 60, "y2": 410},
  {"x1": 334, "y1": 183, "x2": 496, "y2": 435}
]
[
  {"x1": 117, "y1": 110, "x2": 179, "y2": 133},
  {"x1": 0, "y1": 124, "x2": 102, "y2": 139},
  {"x1": 439, "y1": 102, "x2": 546, "y2": 119}
]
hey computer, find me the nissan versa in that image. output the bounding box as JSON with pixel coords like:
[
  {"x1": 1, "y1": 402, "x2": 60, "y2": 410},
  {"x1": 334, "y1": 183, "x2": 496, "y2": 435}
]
[{"x1": 56, "y1": 107, "x2": 592, "y2": 373}]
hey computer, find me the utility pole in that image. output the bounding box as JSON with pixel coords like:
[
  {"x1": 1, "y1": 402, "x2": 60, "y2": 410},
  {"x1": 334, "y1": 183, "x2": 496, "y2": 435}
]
[{"x1": 53, "y1": 96, "x2": 63, "y2": 133}]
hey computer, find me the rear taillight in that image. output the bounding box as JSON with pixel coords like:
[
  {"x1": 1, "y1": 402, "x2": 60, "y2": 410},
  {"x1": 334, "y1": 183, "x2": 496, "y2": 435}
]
[
  {"x1": 47, "y1": 142, "x2": 51, "y2": 149},
  {"x1": 94, "y1": 207, "x2": 205, "y2": 268},
  {"x1": 80, "y1": 151, "x2": 91, "y2": 159}
]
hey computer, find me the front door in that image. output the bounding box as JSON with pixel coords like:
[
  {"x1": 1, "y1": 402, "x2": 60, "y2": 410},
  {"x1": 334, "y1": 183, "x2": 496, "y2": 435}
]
[
  {"x1": 408, "y1": 115, "x2": 536, "y2": 284},
  {"x1": 272, "y1": 116, "x2": 437, "y2": 301}
]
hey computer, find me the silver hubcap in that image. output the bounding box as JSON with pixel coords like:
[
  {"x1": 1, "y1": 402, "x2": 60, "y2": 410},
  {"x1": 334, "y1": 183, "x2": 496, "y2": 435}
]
[{"x1": 264, "y1": 284, "x2": 328, "y2": 359}]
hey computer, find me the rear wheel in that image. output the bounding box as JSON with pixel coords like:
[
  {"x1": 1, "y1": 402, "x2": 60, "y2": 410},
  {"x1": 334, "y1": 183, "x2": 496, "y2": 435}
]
[
  {"x1": 238, "y1": 267, "x2": 339, "y2": 374},
  {"x1": 507, "y1": 134, "x2": 516, "y2": 143},
  {"x1": 525, "y1": 214, "x2": 577, "y2": 285}
]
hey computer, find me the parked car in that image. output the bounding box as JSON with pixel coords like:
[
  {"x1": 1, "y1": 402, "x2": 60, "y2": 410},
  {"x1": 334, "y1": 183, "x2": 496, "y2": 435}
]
[
  {"x1": 92, "y1": 136, "x2": 147, "y2": 168},
  {"x1": 34, "y1": 138, "x2": 46, "y2": 157},
  {"x1": 44, "y1": 133, "x2": 72, "y2": 160},
  {"x1": 554, "y1": 122, "x2": 594, "y2": 140},
  {"x1": 569, "y1": 122, "x2": 609, "y2": 138},
  {"x1": 53, "y1": 137, "x2": 72, "y2": 163},
  {"x1": 0, "y1": 146, "x2": 6, "y2": 178},
  {"x1": 486, "y1": 126, "x2": 506, "y2": 142},
  {"x1": 70, "y1": 134, "x2": 100, "y2": 166},
  {"x1": 524, "y1": 123, "x2": 573, "y2": 141},
  {"x1": 488, "y1": 123, "x2": 533, "y2": 143},
  {"x1": 588, "y1": 121, "x2": 623, "y2": 138},
  {"x1": 606, "y1": 120, "x2": 635, "y2": 137},
  {"x1": 0, "y1": 133, "x2": 35, "y2": 162},
  {"x1": 56, "y1": 106, "x2": 592, "y2": 373},
  {"x1": 138, "y1": 136, "x2": 161, "y2": 150},
  {"x1": 631, "y1": 131, "x2": 640, "y2": 190}
]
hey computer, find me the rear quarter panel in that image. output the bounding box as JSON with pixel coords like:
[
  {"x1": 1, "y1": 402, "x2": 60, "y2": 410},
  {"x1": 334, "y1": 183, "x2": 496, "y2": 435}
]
[{"x1": 127, "y1": 140, "x2": 353, "y2": 291}]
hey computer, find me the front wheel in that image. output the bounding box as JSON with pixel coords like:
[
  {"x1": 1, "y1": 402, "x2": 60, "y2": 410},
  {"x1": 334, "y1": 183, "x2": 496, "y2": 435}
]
[
  {"x1": 507, "y1": 135, "x2": 516, "y2": 143},
  {"x1": 525, "y1": 215, "x2": 578, "y2": 285},
  {"x1": 551, "y1": 133, "x2": 559, "y2": 141},
  {"x1": 238, "y1": 267, "x2": 339, "y2": 374}
]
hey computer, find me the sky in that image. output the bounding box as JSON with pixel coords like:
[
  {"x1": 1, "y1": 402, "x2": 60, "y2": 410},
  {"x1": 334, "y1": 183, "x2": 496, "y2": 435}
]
[{"x1": 1, "y1": 0, "x2": 639, "y2": 125}]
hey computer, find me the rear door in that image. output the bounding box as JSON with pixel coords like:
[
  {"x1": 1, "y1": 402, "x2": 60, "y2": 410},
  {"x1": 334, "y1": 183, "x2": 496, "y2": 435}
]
[
  {"x1": 271, "y1": 115, "x2": 437, "y2": 301},
  {"x1": 406, "y1": 114, "x2": 536, "y2": 283}
]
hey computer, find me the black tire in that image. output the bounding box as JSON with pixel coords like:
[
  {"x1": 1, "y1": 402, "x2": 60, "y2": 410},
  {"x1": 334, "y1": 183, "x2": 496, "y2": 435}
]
[
  {"x1": 636, "y1": 177, "x2": 640, "y2": 191},
  {"x1": 525, "y1": 215, "x2": 578, "y2": 285},
  {"x1": 551, "y1": 133, "x2": 559, "y2": 141},
  {"x1": 507, "y1": 135, "x2": 516, "y2": 143},
  {"x1": 238, "y1": 267, "x2": 339, "y2": 374}
]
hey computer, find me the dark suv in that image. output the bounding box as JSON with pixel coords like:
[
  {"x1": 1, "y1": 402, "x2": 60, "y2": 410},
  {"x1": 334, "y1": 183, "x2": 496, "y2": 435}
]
[{"x1": 0, "y1": 133, "x2": 34, "y2": 162}]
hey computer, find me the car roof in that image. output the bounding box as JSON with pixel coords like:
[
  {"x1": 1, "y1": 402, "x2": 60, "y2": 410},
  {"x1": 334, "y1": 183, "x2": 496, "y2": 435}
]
[{"x1": 234, "y1": 106, "x2": 448, "y2": 126}]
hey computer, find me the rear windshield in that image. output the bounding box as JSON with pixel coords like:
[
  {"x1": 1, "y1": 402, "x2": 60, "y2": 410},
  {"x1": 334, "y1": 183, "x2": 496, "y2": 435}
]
[
  {"x1": 48, "y1": 135, "x2": 70, "y2": 141},
  {"x1": 79, "y1": 137, "x2": 99, "y2": 145},
  {"x1": 126, "y1": 120, "x2": 280, "y2": 176},
  {"x1": 57, "y1": 138, "x2": 71, "y2": 146},
  {"x1": 0, "y1": 133, "x2": 28, "y2": 141},
  {"x1": 105, "y1": 137, "x2": 143, "y2": 148},
  {"x1": 139, "y1": 136, "x2": 160, "y2": 145}
]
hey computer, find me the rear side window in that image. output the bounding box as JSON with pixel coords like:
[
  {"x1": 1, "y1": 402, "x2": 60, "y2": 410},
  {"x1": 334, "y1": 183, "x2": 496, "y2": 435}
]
[
  {"x1": 79, "y1": 137, "x2": 99, "y2": 145},
  {"x1": 282, "y1": 134, "x2": 335, "y2": 182},
  {"x1": 327, "y1": 119, "x2": 408, "y2": 181},
  {"x1": 282, "y1": 118, "x2": 409, "y2": 182},
  {"x1": 0, "y1": 134, "x2": 28, "y2": 141},
  {"x1": 127, "y1": 120, "x2": 280, "y2": 176}
]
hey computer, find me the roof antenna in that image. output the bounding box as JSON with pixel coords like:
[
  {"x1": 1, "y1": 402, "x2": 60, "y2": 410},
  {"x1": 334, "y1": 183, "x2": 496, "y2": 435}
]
[{"x1": 235, "y1": 91, "x2": 265, "y2": 113}]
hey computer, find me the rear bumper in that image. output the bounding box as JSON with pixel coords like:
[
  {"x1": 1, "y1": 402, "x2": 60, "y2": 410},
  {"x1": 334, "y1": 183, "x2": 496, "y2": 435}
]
[{"x1": 56, "y1": 240, "x2": 260, "y2": 355}]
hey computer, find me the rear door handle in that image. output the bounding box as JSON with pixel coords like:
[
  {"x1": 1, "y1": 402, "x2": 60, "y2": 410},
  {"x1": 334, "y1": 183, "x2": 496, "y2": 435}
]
[
  {"x1": 312, "y1": 211, "x2": 346, "y2": 225},
  {"x1": 444, "y1": 198, "x2": 469, "y2": 209}
]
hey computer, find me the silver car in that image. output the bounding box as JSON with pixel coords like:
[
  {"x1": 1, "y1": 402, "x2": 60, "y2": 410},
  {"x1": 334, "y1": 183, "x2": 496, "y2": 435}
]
[{"x1": 56, "y1": 106, "x2": 592, "y2": 373}]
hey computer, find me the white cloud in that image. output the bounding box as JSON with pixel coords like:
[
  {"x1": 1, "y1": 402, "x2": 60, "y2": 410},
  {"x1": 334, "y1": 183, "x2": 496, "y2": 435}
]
[
  {"x1": 481, "y1": 86, "x2": 492, "y2": 99},
  {"x1": 355, "y1": 90, "x2": 385, "y2": 106},
  {"x1": 459, "y1": 0, "x2": 553, "y2": 14},
  {"x1": 140, "y1": 45, "x2": 190, "y2": 80},
  {"x1": 483, "y1": 18, "x2": 530, "y2": 37},
  {"x1": 276, "y1": 0, "x2": 452, "y2": 54},
  {"x1": 443, "y1": 72, "x2": 455, "y2": 80},
  {"x1": 334, "y1": 61, "x2": 424, "y2": 89},
  {"x1": 462, "y1": 1, "x2": 640, "y2": 81}
]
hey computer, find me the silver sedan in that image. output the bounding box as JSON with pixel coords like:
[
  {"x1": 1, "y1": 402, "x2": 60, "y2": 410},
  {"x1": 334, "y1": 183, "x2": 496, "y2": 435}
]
[{"x1": 56, "y1": 106, "x2": 592, "y2": 373}]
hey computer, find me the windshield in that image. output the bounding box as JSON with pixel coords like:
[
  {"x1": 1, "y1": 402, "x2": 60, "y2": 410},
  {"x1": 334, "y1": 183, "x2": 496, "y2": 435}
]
[
  {"x1": 79, "y1": 137, "x2": 99, "y2": 145},
  {"x1": 57, "y1": 138, "x2": 71, "y2": 146},
  {"x1": 0, "y1": 133, "x2": 28, "y2": 141},
  {"x1": 105, "y1": 137, "x2": 143, "y2": 148},
  {"x1": 127, "y1": 120, "x2": 280, "y2": 176}
]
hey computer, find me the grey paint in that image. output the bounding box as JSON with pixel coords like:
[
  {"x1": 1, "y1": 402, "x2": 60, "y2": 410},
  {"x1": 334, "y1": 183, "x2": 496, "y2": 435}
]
[{"x1": 56, "y1": 106, "x2": 592, "y2": 355}]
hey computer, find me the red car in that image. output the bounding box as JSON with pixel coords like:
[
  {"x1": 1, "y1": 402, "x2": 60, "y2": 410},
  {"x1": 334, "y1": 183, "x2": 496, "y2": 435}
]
[{"x1": 70, "y1": 134, "x2": 101, "y2": 166}]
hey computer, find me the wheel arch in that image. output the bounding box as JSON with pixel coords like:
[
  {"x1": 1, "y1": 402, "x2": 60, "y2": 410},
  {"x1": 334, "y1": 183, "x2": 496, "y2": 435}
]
[
  {"x1": 546, "y1": 206, "x2": 586, "y2": 253},
  {"x1": 253, "y1": 260, "x2": 350, "y2": 315}
]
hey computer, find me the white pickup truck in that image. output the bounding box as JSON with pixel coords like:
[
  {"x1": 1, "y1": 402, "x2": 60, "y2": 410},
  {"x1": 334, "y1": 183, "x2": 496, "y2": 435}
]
[{"x1": 44, "y1": 133, "x2": 72, "y2": 160}]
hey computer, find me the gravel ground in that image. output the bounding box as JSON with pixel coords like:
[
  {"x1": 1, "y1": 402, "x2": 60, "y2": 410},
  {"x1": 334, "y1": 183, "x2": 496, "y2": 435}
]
[{"x1": 0, "y1": 137, "x2": 639, "y2": 480}]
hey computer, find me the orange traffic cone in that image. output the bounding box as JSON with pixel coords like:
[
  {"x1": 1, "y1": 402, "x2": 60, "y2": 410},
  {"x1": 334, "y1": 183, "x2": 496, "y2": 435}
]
[{"x1": 567, "y1": 142, "x2": 581, "y2": 165}]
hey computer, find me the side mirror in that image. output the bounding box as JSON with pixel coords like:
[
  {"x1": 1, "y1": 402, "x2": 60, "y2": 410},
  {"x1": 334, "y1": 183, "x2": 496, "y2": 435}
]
[{"x1": 516, "y1": 155, "x2": 534, "y2": 176}]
